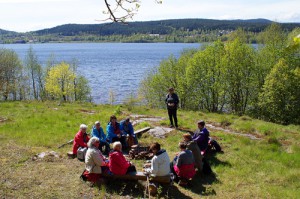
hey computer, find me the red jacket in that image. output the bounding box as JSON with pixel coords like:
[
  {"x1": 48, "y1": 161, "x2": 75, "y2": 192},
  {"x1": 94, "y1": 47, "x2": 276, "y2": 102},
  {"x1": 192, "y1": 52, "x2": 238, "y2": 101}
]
[
  {"x1": 109, "y1": 150, "x2": 130, "y2": 175},
  {"x1": 72, "y1": 130, "x2": 90, "y2": 154}
]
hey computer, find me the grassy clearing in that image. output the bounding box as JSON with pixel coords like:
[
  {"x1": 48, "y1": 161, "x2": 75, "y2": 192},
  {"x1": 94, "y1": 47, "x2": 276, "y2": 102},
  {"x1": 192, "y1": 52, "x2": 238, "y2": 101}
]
[{"x1": 0, "y1": 101, "x2": 299, "y2": 198}]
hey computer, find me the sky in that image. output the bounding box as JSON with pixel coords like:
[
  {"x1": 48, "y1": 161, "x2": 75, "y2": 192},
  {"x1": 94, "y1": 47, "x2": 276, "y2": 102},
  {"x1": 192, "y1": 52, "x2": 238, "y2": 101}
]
[{"x1": 0, "y1": 0, "x2": 299, "y2": 32}]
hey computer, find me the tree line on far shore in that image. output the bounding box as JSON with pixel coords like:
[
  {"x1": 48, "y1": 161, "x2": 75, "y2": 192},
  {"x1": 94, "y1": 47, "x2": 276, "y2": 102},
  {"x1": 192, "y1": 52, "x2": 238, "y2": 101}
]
[
  {"x1": 139, "y1": 24, "x2": 300, "y2": 125},
  {"x1": 0, "y1": 47, "x2": 91, "y2": 102}
]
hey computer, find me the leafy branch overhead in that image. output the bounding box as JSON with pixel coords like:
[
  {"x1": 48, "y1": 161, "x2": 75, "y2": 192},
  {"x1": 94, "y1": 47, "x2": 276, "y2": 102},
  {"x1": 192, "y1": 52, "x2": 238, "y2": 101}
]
[{"x1": 102, "y1": 0, "x2": 162, "y2": 23}]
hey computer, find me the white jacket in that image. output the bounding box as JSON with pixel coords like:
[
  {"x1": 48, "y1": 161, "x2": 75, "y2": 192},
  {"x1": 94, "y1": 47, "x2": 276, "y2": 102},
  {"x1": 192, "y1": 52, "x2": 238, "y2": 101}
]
[
  {"x1": 85, "y1": 146, "x2": 105, "y2": 174},
  {"x1": 146, "y1": 150, "x2": 170, "y2": 176}
]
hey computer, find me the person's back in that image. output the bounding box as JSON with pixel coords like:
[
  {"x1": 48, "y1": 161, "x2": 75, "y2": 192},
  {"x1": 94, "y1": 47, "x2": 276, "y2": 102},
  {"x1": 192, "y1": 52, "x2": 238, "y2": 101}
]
[
  {"x1": 145, "y1": 143, "x2": 170, "y2": 176},
  {"x1": 186, "y1": 140, "x2": 202, "y2": 171},
  {"x1": 172, "y1": 142, "x2": 196, "y2": 180}
]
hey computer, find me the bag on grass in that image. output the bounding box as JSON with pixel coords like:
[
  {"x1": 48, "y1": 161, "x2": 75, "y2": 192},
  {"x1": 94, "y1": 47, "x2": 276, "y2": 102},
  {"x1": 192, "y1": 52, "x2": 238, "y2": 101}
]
[{"x1": 77, "y1": 147, "x2": 87, "y2": 162}]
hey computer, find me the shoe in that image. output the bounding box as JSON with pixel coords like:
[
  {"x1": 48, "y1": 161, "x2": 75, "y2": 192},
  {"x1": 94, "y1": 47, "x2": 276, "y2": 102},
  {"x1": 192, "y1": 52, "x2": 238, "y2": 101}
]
[{"x1": 169, "y1": 125, "x2": 174, "y2": 128}]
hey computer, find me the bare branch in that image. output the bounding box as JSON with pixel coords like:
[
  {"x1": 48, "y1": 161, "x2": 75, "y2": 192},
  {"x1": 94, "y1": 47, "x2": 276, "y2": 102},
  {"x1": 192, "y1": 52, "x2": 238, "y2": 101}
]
[{"x1": 101, "y1": 0, "x2": 161, "y2": 23}]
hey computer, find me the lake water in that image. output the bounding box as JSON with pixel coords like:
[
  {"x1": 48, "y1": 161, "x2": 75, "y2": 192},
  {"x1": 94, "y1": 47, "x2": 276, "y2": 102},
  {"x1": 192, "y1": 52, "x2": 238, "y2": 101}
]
[{"x1": 1, "y1": 43, "x2": 201, "y2": 103}]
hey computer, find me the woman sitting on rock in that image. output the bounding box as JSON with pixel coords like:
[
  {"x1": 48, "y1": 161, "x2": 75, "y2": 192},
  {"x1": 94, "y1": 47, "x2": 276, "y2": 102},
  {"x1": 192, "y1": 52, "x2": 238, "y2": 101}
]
[
  {"x1": 82, "y1": 137, "x2": 109, "y2": 184},
  {"x1": 109, "y1": 141, "x2": 136, "y2": 175},
  {"x1": 171, "y1": 142, "x2": 196, "y2": 185}
]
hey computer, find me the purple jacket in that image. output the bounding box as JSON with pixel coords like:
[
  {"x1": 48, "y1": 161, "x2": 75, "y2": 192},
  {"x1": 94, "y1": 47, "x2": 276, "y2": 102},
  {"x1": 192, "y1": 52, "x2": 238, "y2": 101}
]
[{"x1": 192, "y1": 127, "x2": 209, "y2": 151}]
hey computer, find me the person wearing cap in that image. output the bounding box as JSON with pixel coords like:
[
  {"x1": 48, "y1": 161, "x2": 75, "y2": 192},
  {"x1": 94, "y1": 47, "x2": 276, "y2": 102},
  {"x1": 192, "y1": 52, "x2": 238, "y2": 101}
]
[
  {"x1": 192, "y1": 120, "x2": 210, "y2": 152},
  {"x1": 120, "y1": 117, "x2": 138, "y2": 147},
  {"x1": 165, "y1": 87, "x2": 179, "y2": 128},
  {"x1": 91, "y1": 121, "x2": 110, "y2": 155},
  {"x1": 106, "y1": 115, "x2": 126, "y2": 148},
  {"x1": 72, "y1": 124, "x2": 90, "y2": 155}
]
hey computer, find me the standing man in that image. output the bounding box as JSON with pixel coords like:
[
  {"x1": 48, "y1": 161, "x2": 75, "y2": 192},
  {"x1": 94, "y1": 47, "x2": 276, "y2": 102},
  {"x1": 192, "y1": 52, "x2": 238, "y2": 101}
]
[{"x1": 165, "y1": 87, "x2": 179, "y2": 128}]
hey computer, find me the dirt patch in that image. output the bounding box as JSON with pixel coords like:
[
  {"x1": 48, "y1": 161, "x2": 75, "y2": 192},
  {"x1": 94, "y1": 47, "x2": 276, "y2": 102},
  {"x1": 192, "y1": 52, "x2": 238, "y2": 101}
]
[
  {"x1": 0, "y1": 116, "x2": 8, "y2": 123},
  {"x1": 205, "y1": 123, "x2": 262, "y2": 140},
  {"x1": 79, "y1": 109, "x2": 96, "y2": 114},
  {"x1": 130, "y1": 114, "x2": 165, "y2": 126}
]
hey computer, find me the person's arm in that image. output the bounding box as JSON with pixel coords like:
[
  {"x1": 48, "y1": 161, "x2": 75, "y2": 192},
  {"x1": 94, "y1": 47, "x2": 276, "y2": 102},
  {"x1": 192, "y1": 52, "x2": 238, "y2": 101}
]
[
  {"x1": 100, "y1": 127, "x2": 106, "y2": 142},
  {"x1": 174, "y1": 93, "x2": 179, "y2": 105},
  {"x1": 92, "y1": 151, "x2": 105, "y2": 166},
  {"x1": 75, "y1": 132, "x2": 87, "y2": 148},
  {"x1": 106, "y1": 125, "x2": 115, "y2": 143},
  {"x1": 91, "y1": 128, "x2": 99, "y2": 139},
  {"x1": 129, "y1": 123, "x2": 134, "y2": 136},
  {"x1": 146, "y1": 156, "x2": 158, "y2": 175},
  {"x1": 176, "y1": 153, "x2": 182, "y2": 167}
]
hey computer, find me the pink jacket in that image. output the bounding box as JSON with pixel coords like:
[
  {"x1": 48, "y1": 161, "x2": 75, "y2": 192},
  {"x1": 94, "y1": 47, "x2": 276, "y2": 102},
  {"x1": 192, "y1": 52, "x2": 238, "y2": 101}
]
[
  {"x1": 174, "y1": 163, "x2": 196, "y2": 179},
  {"x1": 109, "y1": 150, "x2": 130, "y2": 175}
]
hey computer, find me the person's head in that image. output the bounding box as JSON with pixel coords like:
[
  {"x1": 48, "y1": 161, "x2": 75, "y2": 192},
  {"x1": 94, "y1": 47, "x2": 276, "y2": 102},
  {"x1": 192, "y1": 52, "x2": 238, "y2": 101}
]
[
  {"x1": 125, "y1": 117, "x2": 130, "y2": 125},
  {"x1": 183, "y1": 133, "x2": 192, "y2": 142},
  {"x1": 110, "y1": 115, "x2": 117, "y2": 124},
  {"x1": 80, "y1": 124, "x2": 88, "y2": 133},
  {"x1": 168, "y1": 87, "x2": 174, "y2": 94},
  {"x1": 95, "y1": 121, "x2": 101, "y2": 130},
  {"x1": 150, "y1": 142, "x2": 161, "y2": 154},
  {"x1": 179, "y1": 141, "x2": 187, "y2": 151},
  {"x1": 197, "y1": 120, "x2": 205, "y2": 129},
  {"x1": 113, "y1": 141, "x2": 122, "y2": 152},
  {"x1": 87, "y1": 137, "x2": 100, "y2": 148}
]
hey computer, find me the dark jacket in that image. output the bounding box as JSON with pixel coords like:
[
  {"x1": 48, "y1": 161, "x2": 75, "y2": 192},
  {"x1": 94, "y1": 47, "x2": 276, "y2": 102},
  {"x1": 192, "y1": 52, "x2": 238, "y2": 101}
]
[
  {"x1": 192, "y1": 127, "x2": 209, "y2": 151},
  {"x1": 165, "y1": 93, "x2": 179, "y2": 109}
]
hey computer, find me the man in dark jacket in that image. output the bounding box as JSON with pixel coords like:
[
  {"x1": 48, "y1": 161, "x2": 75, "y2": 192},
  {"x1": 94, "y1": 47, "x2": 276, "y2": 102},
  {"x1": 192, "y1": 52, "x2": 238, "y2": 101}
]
[
  {"x1": 165, "y1": 87, "x2": 179, "y2": 128},
  {"x1": 192, "y1": 120, "x2": 210, "y2": 151}
]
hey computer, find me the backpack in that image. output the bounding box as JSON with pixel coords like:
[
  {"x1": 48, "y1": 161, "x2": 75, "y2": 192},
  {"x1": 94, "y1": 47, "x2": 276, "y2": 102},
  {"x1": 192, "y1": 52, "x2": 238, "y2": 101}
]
[{"x1": 77, "y1": 147, "x2": 87, "y2": 162}]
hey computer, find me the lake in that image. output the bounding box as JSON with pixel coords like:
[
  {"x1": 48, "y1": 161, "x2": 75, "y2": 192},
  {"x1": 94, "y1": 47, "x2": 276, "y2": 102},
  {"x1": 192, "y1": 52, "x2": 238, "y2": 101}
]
[{"x1": 1, "y1": 43, "x2": 201, "y2": 103}]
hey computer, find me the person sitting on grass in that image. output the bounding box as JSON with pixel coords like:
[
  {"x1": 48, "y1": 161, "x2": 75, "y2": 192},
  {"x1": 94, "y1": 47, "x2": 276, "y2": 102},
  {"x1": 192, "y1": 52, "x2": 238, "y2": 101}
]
[
  {"x1": 192, "y1": 120, "x2": 210, "y2": 152},
  {"x1": 183, "y1": 133, "x2": 203, "y2": 171},
  {"x1": 106, "y1": 115, "x2": 126, "y2": 149},
  {"x1": 72, "y1": 124, "x2": 90, "y2": 155},
  {"x1": 120, "y1": 117, "x2": 138, "y2": 148},
  {"x1": 144, "y1": 142, "x2": 170, "y2": 177},
  {"x1": 109, "y1": 141, "x2": 136, "y2": 175},
  {"x1": 81, "y1": 137, "x2": 109, "y2": 184},
  {"x1": 170, "y1": 142, "x2": 196, "y2": 185},
  {"x1": 91, "y1": 121, "x2": 110, "y2": 155}
]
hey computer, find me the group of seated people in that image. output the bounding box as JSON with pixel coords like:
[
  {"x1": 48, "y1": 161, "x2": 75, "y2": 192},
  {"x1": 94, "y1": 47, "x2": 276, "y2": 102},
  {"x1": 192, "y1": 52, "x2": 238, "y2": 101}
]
[
  {"x1": 74, "y1": 118, "x2": 210, "y2": 186},
  {"x1": 72, "y1": 115, "x2": 138, "y2": 156}
]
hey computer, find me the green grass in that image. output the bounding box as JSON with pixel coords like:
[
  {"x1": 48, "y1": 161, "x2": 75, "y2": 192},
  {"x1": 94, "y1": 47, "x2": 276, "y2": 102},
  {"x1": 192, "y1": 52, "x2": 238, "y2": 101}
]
[{"x1": 0, "y1": 101, "x2": 299, "y2": 198}]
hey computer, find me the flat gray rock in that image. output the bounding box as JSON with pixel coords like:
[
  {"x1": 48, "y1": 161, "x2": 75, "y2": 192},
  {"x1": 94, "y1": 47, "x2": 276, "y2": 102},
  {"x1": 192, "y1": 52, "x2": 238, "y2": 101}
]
[{"x1": 149, "y1": 127, "x2": 174, "y2": 138}]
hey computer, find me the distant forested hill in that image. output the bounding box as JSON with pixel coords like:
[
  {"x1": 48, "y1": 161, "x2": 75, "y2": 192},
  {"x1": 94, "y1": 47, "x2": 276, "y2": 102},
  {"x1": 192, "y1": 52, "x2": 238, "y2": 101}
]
[
  {"x1": 31, "y1": 18, "x2": 299, "y2": 36},
  {"x1": 1, "y1": 18, "x2": 299, "y2": 43}
]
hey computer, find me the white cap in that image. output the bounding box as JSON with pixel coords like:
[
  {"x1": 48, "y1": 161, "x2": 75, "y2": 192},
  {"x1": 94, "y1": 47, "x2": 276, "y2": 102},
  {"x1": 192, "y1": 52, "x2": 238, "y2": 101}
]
[
  {"x1": 80, "y1": 124, "x2": 88, "y2": 129},
  {"x1": 95, "y1": 121, "x2": 100, "y2": 125}
]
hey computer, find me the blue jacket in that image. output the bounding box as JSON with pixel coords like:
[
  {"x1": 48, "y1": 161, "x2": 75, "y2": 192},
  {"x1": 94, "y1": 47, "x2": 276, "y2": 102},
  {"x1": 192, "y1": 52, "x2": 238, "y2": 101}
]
[
  {"x1": 192, "y1": 127, "x2": 209, "y2": 151},
  {"x1": 106, "y1": 122, "x2": 121, "y2": 143},
  {"x1": 91, "y1": 126, "x2": 107, "y2": 143},
  {"x1": 120, "y1": 120, "x2": 135, "y2": 137}
]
